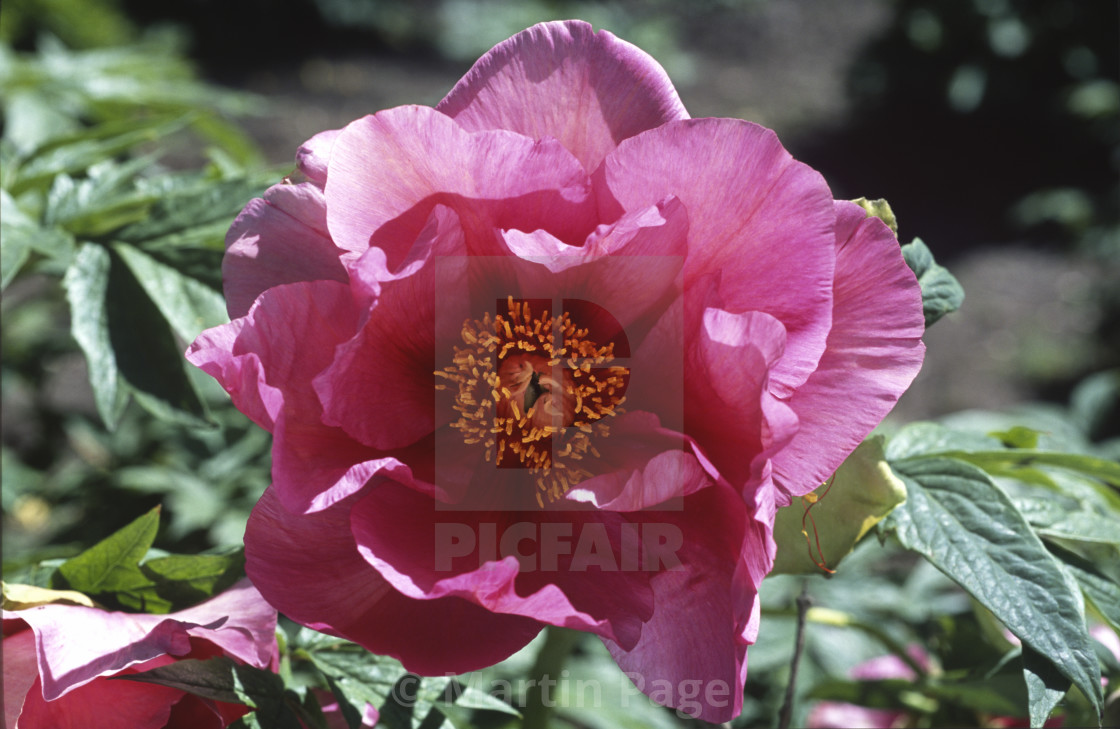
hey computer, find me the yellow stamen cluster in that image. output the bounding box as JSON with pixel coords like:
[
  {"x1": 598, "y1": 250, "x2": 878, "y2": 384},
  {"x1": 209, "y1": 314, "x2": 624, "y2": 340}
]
[{"x1": 435, "y1": 296, "x2": 628, "y2": 507}]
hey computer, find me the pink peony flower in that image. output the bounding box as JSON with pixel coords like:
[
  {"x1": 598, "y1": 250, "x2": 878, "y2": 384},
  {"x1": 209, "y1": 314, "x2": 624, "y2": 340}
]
[
  {"x1": 187, "y1": 20, "x2": 925, "y2": 721},
  {"x1": 2, "y1": 580, "x2": 278, "y2": 729}
]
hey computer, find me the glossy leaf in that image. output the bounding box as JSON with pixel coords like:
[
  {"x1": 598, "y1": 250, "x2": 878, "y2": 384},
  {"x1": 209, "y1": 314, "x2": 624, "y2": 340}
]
[
  {"x1": 1024, "y1": 645, "x2": 1069, "y2": 728},
  {"x1": 105, "y1": 248, "x2": 212, "y2": 427},
  {"x1": 882, "y1": 457, "x2": 1103, "y2": 718},
  {"x1": 62, "y1": 242, "x2": 126, "y2": 428},
  {"x1": 113, "y1": 242, "x2": 227, "y2": 341},
  {"x1": 118, "y1": 656, "x2": 304, "y2": 729},
  {"x1": 900, "y1": 237, "x2": 964, "y2": 327}
]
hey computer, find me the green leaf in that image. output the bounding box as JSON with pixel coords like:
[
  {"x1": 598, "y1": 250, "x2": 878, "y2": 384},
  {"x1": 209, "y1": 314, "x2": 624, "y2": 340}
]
[
  {"x1": 881, "y1": 457, "x2": 1103, "y2": 717},
  {"x1": 118, "y1": 656, "x2": 303, "y2": 729},
  {"x1": 62, "y1": 242, "x2": 126, "y2": 428},
  {"x1": 1046, "y1": 542, "x2": 1120, "y2": 632},
  {"x1": 52, "y1": 506, "x2": 159, "y2": 595},
  {"x1": 0, "y1": 228, "x2": 31, "y2": 289},
  {"x1": 115, "y1": 175, "x2": 270, "y2": 249},
  {"x1": 884, "y1": 422, "x2": 1002, "y2": 461},
  {"x1": 104, "y1": 248, "x2": 212, "y2": 427},
  {"x1": 1024, "y1": 645, "x2": 1070, "y2": 728},
  {"x1": 137, "y1": 551, "x2": 245, "y2": 611},
  {"x1": 901, "y1": 237, "x2": 964, "y2": 327},
  {"x1": 113, "y1": 243, "x2": 227, "y2": 341},
  {"x1": 43, "y1": 158, "x2": 159, "y2": 237},
  {"x1": 990, "y1": 426, "x2": 1043, "y2": 450},
  {"x1": 945, "y1": 450, "x2": 1120, "y2": 489},
  {"x1": 0, "y1": 190, "x2": 74, "y2": 290},
  {"x1": 11, "y1": 117, "x2": 187, "y2": 195}
]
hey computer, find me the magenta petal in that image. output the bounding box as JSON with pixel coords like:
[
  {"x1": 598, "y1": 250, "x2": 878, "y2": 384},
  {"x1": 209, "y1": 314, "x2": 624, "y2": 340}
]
[
  {"x1": 598, "y1": 117, "x2": 836, "y2": 397},
  {"x1": 771, "y1": 201, "x2": 925, "y2": 500},
  {"x1": 324, "y1": 105, "x2": 595, "y2": 271},
  {"x1": 9, "y1": 579, "x2": 274, "y2": 703},
  {"x1": 567, "y1": 411, "x2": 710, "y2": 510},
  {"x1": 186, "y1": 317, "x2": 279, "y2": 432},
  {"x1": 4, "y1": 627, "x2": 37, "y2": 728},
  {"x1": 684, "y1": 308, "x2": 799, "y2": 489},
  {"x1": 499, "y1": 196, "x2": 687, "y2": 329},
  {"x1": 18, "y1": 671, "x2": 182, "y2": 729},
  {"x1": 295, "y1": 128, "x2": 341, "y2": 187},
  {"x1": 437, "y1": 20, "x2": 689, "y2": 172},
  {"x1": 245, "y1": 487, "x2": 543, "y2": 675},
  {"x1": 602, "y1": 483, "x2": 772, "y2": 723},
  {"x1": 222, "y1": 182, "x2": 348, "y2": 319},
  {"x1": 316, "y1": 207, "x2": 467, "y2": 451},
  {"x1": 188, "y1": 280, "x2": 392, "y2": 514},
  {"x1": 348, "y1": 481, "x2": 655, "y2": 649}
]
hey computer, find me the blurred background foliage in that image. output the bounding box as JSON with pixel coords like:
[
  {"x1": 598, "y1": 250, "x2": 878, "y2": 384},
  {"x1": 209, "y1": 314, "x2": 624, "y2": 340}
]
[{"x1": 1, "y1": 0, "x2": 1117, "y2": 727}]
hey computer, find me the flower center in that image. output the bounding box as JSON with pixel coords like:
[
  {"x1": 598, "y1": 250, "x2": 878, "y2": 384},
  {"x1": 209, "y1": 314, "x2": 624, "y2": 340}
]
[{"x1": 436, "y1": 297, "x2": 628, "y2": 507}]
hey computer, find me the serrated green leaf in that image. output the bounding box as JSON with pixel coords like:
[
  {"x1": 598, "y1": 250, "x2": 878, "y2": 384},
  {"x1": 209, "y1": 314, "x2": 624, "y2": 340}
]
[
  {"x1": 882, "y1": 457, "x2": 1103, "y2": 716},
  {"x1": 62, "y1": 242, "x2": 126, "y2": 428},
  {"x1": 1024, "y1": 645, "x2": 1069, "y2": 728},
  {"x1": 113, "y1": 243, "x2": 227, "y2": 341},
  {"x1": 901, "y1": 238, "x2": 964, "y2": 327},
  {"x1": 118, "y1": 656, "x2": 303, "y2": 729},
  {"x1": 53, "y1": 506, "x2": 159, "y2": 595}
]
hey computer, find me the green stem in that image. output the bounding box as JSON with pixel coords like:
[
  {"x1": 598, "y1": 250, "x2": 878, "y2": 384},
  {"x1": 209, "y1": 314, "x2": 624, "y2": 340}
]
[
  {"x1": 777, "y1": 582, "x2": 812, "y2": 729},
  {"x1": 762, "y1": 605, "x2": 929, "y2": 679},
  {"x1": 522, "y1": 626, "x2": 581, "y2": 729}
]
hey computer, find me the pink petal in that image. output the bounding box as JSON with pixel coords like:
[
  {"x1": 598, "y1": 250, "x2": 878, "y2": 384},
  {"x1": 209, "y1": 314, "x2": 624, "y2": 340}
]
[
  {"x1": 17, "y1": 671, "x2": 181, "y2": 729},
  {"x1": 270, "y1": 409, "x2": 418, "y2": 513},
  {"x1": 437, "y1": 20, "x2": 689, "y2": 173},
  {"x1": 222, "y1": 182, "x2": 348, "y2": 319},
  {"x1": 295, "y1": 128, "x2": 341, "y2": 187},
  {"x1": 806, "y1": 702, "x2": 906, "y2": 729},
  {"x1": 597, "y1": 117, "x2": 836, "y2": 398},
  {"x1": 566, "y1": 411, "x2": 710, "y2": 510},
  {"x1": 244, "y1": 487, "x2": 543, "y2": 675},
  {"x1": 349, "y1": 481, "x2": 655, "y2": 650},
  {"x1": 188, "y1": 279, "x2": 396, "y2": 514},
  {"x1": 4, "y1": 626, "x2": 37, "y2": 728},
  {"x1": 186, "y1": 317, "x2": 280, "y2": 432},
  {"x1": 324, "y1": 105, "x2": 595, "y2": 271},
  {"x1": 601, "y1": 482, "x2": 773, "y2": 723},
  {"x1": 771, "y1": 201, "x2": 925, "y2": 501},
  {"x1": 5, "y1": 580, "x2": 274, "y2": 705},
  {"x1": 315, "y1": 207, "x2": 467, "y2": 451},
  {"x1": 685, "y1": 307, "x2": 799, "y2": 489},
  {"x1": 498, "y1": 196, "x2": 687, "y2": 330}
]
